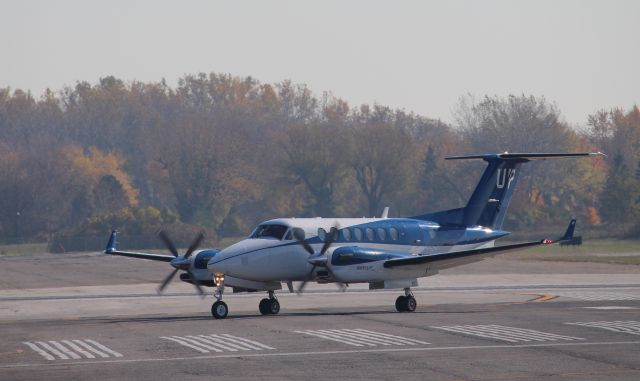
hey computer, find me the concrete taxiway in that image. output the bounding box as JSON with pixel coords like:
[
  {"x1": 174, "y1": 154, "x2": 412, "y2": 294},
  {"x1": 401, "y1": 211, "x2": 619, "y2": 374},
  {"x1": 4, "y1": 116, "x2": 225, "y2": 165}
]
[{"x1": 0, "y1": 251, "x2": 639, "y2": 380}]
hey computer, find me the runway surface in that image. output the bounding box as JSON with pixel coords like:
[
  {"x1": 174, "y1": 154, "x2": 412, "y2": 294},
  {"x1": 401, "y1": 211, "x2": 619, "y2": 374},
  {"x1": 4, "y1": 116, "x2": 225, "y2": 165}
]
[{"x1": 1, "y1": 252, "x2": 639, "y2": 380}]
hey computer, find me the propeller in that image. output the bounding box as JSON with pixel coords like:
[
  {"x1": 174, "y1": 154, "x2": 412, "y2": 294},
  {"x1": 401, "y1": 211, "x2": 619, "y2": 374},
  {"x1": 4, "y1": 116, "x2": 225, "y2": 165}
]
[
  {"x1": 157, "y1": 231, "x2": 206, "y2": 297},
  {"x1": 294, "y1": 225, "x2": 346, "y2": 294}
]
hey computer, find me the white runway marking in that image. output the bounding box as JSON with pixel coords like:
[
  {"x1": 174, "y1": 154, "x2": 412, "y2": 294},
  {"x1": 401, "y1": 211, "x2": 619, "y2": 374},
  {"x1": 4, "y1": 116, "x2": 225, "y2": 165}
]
[
  {"x1": 566, "y1": 320, "x2": 640, "y2": 336},
  {"x1": 294, "y1": 329, "x2": 429, "y2": 347},
  {"x1": 432, "y1": 325, "x2": 584, "y2": 343},
  {"x1": 22, "y1": 339, "x2": 122, "y2": 361},
  {"x1": 555, "y1": 291, "x2": 640, "y2": 301},
  {"x1": 5, "y1": 341, "x2": 640, "y2": 369},
  {"x1": 160, "y1": 334, "x2": 275, "y2": 353}
]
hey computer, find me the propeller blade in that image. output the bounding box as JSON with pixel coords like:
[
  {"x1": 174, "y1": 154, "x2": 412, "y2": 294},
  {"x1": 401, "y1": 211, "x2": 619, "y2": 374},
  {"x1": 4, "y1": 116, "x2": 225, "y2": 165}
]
[
  {"x1": 320, "y1": 226, "x2": 339, "y2": 255},
  {"x1": 184, "y1": 232, "x2": 204, "y2": 258},
  {"x1": 158, "y1": 231, "x2": 179, "y2": 257},
  {"x1": 296, "y1": 265, "x2": 316, "y2": 294},
  {"x1": 188, "y1": 270, "x2": 205, "y2": 297},
  {"x1": 326, "y1": 266, "x2": 347, "y2": 292},
  {"x1": 293, "y1": 228, "x2": 314, "y2": 255},
  {"x1": 158, "y1": 268, "x2": 179, "y2": 294},
  {"x1": 296, "y1": 280, "x2": 308, "y2": 294}
]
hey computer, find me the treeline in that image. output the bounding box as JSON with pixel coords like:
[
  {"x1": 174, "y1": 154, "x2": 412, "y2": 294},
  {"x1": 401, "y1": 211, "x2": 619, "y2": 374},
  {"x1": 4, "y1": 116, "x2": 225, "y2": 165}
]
[{"x1": 0, "y1": 73, "x2": 638, "y2": 247}]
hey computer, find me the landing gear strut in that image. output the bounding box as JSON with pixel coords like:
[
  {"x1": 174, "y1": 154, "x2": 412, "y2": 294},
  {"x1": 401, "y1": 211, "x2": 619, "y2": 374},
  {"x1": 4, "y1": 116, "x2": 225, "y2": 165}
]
[
  {"x1": 259, "y1": 290, "x2": 280, "y2": 315},
  {"x1": 211, "y1": 275, "x2": 228, "y2": 319},
  {"x1": 395, "y1": 288, "x2": 417, "y2": 312}
]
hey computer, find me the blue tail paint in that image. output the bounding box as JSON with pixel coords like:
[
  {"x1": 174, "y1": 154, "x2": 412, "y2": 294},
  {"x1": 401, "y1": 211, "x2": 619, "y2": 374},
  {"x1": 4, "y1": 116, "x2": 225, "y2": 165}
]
[{"x1": 105, "y1": 230, "x2": 118, "y2": 253}]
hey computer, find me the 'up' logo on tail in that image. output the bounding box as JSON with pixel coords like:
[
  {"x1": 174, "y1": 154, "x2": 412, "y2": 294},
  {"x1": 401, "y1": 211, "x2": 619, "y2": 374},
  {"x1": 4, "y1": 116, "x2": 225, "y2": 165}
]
[{"x1": 496, "y1": 168, "x2": 516, "y2": 189}]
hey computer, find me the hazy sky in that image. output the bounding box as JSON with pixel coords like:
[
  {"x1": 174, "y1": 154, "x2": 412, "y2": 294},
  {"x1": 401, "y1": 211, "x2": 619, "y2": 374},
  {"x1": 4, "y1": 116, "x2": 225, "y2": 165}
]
[{"x1": 1, "y1": 0, "x2": 638, "y2": 125}]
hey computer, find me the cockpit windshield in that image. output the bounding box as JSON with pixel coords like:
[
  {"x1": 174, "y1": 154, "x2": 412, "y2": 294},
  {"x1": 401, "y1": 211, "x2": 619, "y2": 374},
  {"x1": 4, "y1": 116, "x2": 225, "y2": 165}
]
[{"x1": 249, "y1": 224, "x2": 289, "y2": 240}]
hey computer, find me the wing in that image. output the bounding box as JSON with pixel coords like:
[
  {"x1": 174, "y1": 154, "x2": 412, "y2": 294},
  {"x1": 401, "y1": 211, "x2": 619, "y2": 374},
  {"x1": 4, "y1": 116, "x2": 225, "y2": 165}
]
[
  {"x1": 384, "y1": 219, "x2": 576, "y2": 271},
  {"x1": 103, "y1": 230, "x2": 174, "y2": 262}
]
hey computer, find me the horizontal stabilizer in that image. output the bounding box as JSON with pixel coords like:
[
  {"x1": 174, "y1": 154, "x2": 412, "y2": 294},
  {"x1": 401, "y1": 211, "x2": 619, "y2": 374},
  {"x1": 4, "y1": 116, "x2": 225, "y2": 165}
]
[{"x1": 445, "y1": 152, "x2": 604, "y2": 161}]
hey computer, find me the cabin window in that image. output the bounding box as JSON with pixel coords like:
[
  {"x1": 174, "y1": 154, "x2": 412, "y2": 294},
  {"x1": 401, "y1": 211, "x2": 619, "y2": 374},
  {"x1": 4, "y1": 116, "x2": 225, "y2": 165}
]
[
  {"x1": 318, "y1": 228, "x2": 327, "y2": 241},
  {"x1": 365, "y1": 228, "x2": 374, "y2": 241},
  {"x1": 249, "y1": 224, "x2": 289, "y2": 240},
  {"x1": 377, "y1": 227, "x2": 387, "y2": 240},
  {"x1": 389, "y1": 227, "x2": 399, "y2": 240},
  {"x1": 342, "y1": 228, "x2": 351, "y2": 241},
  {"x1": 353, "y1": 228, "x2": 363, "y2": 241}
]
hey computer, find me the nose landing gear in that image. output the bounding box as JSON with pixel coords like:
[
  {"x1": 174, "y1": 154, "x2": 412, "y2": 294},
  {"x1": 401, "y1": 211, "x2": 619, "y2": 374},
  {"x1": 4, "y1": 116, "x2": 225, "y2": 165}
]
[
  {"x1": 395, "y1": 288, "x2": 417, "y2": 312},
  {"x1": 259, "y1": 290, "x2": 280, "y2": 315},
  {"x1": 211, "y1": 275, "x2": 228, "y2": 319}
]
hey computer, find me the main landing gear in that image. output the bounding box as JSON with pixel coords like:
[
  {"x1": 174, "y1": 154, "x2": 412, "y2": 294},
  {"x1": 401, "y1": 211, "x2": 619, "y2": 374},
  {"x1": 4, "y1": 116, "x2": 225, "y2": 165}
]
[
  {"x1": 259, "y1": 290, "x2": 280, "y2": 315},
  {"x1": 395, "y1": 288, "x2": 417, "y2": 312}
]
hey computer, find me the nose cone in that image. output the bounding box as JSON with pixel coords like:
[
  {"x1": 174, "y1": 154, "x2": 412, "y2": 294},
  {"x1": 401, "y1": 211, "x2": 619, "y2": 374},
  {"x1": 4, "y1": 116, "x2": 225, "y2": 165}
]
[
  {"x1": 207, "y1": 238, "x2": 284, "y2": 276},
  {"x1": 170, "y1": 256, "x2": 190, "y2": 270}
]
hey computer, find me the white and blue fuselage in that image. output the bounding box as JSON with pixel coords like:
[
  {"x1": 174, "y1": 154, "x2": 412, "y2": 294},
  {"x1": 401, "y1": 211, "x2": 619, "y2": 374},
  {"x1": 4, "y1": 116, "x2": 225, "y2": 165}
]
[{"x1": 207, "y1": 217, "x2": 508, "y2": 286}]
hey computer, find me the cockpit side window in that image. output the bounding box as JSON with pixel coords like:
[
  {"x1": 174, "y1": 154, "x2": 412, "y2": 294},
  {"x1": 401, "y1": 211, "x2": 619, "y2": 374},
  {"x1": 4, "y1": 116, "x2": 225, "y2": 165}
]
[{"x1": 249, "y1": 224, "x2": 289, "y2": 240}]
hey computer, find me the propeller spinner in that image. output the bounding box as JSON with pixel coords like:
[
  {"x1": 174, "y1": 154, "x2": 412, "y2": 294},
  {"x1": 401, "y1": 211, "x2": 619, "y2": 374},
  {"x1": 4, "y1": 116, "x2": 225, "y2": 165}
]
[{"x1": 157, "y1": 231, "x2": 206, "y2": 297}]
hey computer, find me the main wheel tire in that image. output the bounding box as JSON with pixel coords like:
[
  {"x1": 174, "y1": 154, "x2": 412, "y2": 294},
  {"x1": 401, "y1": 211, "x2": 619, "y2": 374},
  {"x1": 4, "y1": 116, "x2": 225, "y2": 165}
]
[
  {"x1": 259, "y1": 298, "x2": 270, "y2": 315},
  {"x1": 211, "y1": 301, "x2": 229, "y2": 319},
  {"x1": 268, "y1": 299, "x2": 280, "y2": 315},
  {"x1": 395, "y1": 296, "x2": 407, "y2": 312},
  {"x1": 404, "y1": 296, "x2": 417, "y2": 312}
]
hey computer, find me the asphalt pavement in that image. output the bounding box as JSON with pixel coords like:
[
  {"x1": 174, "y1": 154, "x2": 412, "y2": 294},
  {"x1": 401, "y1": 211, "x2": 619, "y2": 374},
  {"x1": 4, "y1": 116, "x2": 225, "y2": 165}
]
[{"x1": 0, "y1": 252, "x2": 639, "y2": 380}]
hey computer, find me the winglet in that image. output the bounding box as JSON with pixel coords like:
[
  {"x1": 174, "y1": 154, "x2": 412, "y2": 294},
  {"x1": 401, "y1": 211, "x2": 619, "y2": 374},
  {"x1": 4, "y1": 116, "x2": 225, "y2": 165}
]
[
  {"x1": 560, "y1": 219, "x2": 577, "y2": 242},
  {"x1": 381, "y1": 206, "x2": 389, "y2": 219},
  {"x1": 105, "y1": 230, "x2": 118, "y2": 253},
  {"x1": 541, "y1": 219, "x2": 577, "y2": 245}
]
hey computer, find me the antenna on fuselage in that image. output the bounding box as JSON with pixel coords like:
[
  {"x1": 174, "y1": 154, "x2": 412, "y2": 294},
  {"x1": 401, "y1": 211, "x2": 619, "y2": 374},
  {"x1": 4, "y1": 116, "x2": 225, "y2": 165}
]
[{"x1": 381, "y1": 206, "x2": 389, "y2": 219}]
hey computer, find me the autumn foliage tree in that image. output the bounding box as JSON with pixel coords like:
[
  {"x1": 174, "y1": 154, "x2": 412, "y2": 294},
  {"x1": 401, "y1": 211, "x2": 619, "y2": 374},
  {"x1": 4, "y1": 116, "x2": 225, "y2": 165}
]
[{"x1": 0, "y1": 74, "x2": 636, "y2": 247}]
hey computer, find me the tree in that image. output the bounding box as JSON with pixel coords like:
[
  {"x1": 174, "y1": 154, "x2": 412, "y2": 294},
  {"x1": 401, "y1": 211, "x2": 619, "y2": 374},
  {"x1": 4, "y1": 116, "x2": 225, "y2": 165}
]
[
  {"x1": 349, "y1": 124, "x2": 417, "y2": 216},
  {"x1": 93, "y1": 175, "x2": 130, "y2": 213},
  {"x1": 419, "y1": 145, "x2": 470, "y2": 210},
  {"x1": 599, "y1": 155, "x2": 640, "y2": 225},
  {"x1": 280, "y1": 122, "x2": 349, "y2": 217}
]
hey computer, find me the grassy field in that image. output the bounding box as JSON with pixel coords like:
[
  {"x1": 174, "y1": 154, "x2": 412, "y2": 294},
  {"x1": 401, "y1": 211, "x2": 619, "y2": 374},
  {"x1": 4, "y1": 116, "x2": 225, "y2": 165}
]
[{"x1": 0, "y1": 243, "x2": 48, "y2": 256}]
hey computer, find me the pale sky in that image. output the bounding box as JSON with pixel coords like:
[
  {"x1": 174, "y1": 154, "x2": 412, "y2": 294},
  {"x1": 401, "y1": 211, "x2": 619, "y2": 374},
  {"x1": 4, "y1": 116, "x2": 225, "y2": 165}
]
[{"x1": 1, "y1": 0, "x2": 638, "y2": 126}]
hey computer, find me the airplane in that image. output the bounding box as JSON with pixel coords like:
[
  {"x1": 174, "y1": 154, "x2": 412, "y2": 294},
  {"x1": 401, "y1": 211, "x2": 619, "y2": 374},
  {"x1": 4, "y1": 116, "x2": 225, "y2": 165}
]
[{"x1": 105, "y1": 152, "x2": 601, "y2": 319}]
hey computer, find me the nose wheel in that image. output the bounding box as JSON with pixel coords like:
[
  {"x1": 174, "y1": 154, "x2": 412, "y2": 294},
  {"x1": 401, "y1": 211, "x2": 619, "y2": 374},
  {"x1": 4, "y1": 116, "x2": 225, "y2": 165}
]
[
  {"x1": 211, "y1": 300, "x2": 228, "y2": 319},
  {"x1": 259, "y1": 291, "x2": 280, "y2": 315},
  {"x1": 395, "y1": 288, "x2": 417, "y2": 312}
]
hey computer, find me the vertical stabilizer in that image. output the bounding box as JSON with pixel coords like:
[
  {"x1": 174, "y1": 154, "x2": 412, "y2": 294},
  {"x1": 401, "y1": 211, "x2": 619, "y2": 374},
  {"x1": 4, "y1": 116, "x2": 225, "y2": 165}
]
[{"x1": 414, "y1": 152, "x2": 602, "y2": 229}]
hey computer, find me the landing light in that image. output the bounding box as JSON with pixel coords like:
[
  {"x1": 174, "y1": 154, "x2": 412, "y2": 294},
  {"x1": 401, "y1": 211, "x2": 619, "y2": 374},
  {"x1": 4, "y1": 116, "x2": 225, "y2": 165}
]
[{"x1": 214, "y1": 273, "x2": 225, "y2": 287}]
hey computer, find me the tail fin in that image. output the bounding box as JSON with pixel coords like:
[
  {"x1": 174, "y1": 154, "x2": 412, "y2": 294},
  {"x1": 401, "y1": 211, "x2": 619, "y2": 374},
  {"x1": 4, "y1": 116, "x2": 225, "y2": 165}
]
[
  {"x1": 105, "y1": 230, "x2": 118, "y2": 253},
  {"x1": 415, "y1": 152, "x2": 602, "y2": 229}
]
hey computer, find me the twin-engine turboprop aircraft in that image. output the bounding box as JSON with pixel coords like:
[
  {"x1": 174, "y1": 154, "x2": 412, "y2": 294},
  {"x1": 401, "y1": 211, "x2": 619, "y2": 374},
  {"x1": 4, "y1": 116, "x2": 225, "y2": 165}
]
[{"x1": 105, "y1": 152, "x2": 600, "y2": 318}]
